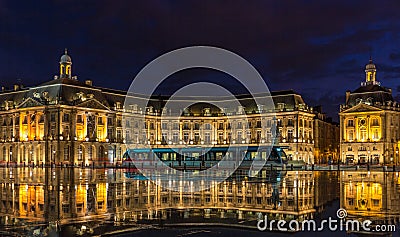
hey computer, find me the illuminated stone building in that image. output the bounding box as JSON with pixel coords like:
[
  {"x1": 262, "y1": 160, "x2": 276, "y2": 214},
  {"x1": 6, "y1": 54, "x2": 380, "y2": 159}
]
[
  {"x1": 264, "y1": 93, "x2": 338, "y2": 164},
  {"x1": 0, "y1": 50, "x2": 339, "y2": 165},
  {"x1": 270, "y1": 91, "x2": 316, "y2": 163},
  {"x1": 313, "y1": 107, "x2": 340, "y2": 164},
  {"x1": 339, "y1": 59, "x2": 400, "y2": 165},
  {"x1": 0, "y1": 49, "x2": 128, "y2": 166}
]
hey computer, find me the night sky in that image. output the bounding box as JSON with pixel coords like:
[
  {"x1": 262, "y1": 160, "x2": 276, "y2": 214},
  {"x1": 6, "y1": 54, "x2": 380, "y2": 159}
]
[{"x1": 1, "y1": 1, "x2": 400, "y2": 120}]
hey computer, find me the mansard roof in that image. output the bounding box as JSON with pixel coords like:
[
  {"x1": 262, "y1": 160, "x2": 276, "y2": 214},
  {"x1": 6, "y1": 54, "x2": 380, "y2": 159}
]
[
  {"x1": 352, "y1": 84, "x2": 391, "y2": 93},
  {"x1": 346, "y1": 84, "x2": 394, "y2": 107},
  {"x1": 270, "y1": 90, "x2": 306, "y2": 111},
  {"x1": 0, "y1": 78, "x2": 311, "y2": 114}
]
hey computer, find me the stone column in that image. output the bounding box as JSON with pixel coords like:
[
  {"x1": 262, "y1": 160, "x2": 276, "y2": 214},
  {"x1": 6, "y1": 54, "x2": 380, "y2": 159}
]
[{"x1": 70, "y1": 109, "x2": 77, "y2": 164}]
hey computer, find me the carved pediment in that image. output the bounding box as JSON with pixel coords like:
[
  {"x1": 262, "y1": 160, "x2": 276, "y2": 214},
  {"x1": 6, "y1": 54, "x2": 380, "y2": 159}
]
[
  {"x1": 75, "y1": 98, "x2": 110, "y2": 110},
  {"x1": 341, "y1": 103, "x2": 382, "y2": 114},
  {"x1": 17, "y1": 98, "x2": 44, "y2": 108}
]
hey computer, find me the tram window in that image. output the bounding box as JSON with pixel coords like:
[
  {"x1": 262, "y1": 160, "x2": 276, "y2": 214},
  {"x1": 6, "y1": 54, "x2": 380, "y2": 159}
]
[
  {"x1": 192, "y1": 153, "x2": 200, "y2": 160},
  {"x1": 161, "y1": 153, "x2": 169, "y2": 161},
  {"x1": 268, "y1": 150, "x2": 279, "y2": 161},
  {"x1": 277, "y1": 150, "x2": 287, "y2": 161},
  {"x1": 261, "y1": 151, "x2": 267, "y2": 160}
]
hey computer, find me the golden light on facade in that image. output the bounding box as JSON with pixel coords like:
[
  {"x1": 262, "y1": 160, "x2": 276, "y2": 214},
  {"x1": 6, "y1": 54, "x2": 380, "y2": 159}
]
[{"x1": 340, "y1": 59, "x2": 400, "y2": 165}]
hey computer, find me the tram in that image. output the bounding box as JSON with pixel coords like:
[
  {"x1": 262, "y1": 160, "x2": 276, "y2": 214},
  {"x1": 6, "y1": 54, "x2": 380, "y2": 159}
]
[{"x1": 122, "y1": 145, "x2": 288, "y2": 170}]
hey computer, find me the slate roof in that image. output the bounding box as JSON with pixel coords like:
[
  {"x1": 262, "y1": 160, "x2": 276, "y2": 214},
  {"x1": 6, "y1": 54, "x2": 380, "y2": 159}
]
[
  {"x1": 0, "y1": 78, "x2": 310, "y2": 114},
  {"x1": 346, "y1": 84, "x2": 394, "y2": 107}
]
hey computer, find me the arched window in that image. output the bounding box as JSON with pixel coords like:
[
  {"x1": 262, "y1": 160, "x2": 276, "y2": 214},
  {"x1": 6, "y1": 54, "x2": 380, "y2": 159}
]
[
  {"x1": 108, "y1": 146, "x2": 114, "y2": 163},
  {"x1": 21, "y1": 146, "x2": 26, "y2": 162},
  {"x1": 36, "y1": 145, "x2": 42, "y2": 163},
  {"x1": 118, "y1": 147, "x2": 122, "y2": 161},
  {"x1": 78, "y1": 145, "x2": 84, "y2": 161},
  {"x1": 66, "y1": 65, "x2": 71, "y2": 75},
  {"x1": 60, "y1": 64, "x2": 64, "y2": 75},
  {"x1": 98, "y1": 145, "x2": 105, "y2": 160},
  {"x1": 88, "y1": 145, "x2": 94, "y2": 161},
  {"x1": 9, "y1": 146, "x2": 13, "y2": 162},
  {"x1": 2, "y1": 147, "x2": 6, "y2": 161},
  {"x1": 359, "y1": 127, "x2": 367, "y2": 141},
  {"x1": 29, "y1": 146, "x2": 34, "y2": 162},
  {"x1": 64, "y1": 145, "x2": 69, "y2": 161},
  {"x1": 372, "y1": 118, "x2": 379, "y2": 126},
  {"x1": 348, "y1": 130, "x2": 354, "y2": 141}
]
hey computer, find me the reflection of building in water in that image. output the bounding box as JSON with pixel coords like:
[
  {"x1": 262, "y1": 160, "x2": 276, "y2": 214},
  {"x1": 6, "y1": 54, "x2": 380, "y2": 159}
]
[
  {"x1": 340, "y1": 171, "x2": 400, "y2": 226},
  {"x1": 0, "y1": 169, "x2": 337, "y2": 227},
  {"x1": 0, "y1": 50, "x2": 339, "y2": 165},
  {"x1": 0, "y1": 168, "x2": 109, "y2": 226}
]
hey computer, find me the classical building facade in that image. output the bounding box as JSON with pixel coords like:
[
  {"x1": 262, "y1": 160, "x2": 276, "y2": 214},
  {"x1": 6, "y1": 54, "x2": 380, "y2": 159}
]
[
  {"x1": 313, "y1": 107, "x2": 340, "y2": 164},
  {"x1": 0, "y1": 50, "x2": 339, "y2": 165},
  {"x1": 0, "y1": 50, "x2": 128, "y2": 166},
  {"x1": 339, "y1": 59, "x2": 400, "y2": 165}
]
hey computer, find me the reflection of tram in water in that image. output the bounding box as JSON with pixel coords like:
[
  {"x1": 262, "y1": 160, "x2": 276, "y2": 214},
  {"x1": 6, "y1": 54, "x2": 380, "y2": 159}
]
[{"x1": 122, "y1": 145, "x2": 288, "y2": 170}]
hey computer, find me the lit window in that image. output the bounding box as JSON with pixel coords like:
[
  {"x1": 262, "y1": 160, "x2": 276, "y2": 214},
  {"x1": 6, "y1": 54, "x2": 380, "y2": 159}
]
[
  {"x1": 347, "y1": 119, "x2": 354, "y2": 127},
  {"x1": 360, "y1": 127, "x2": 367, "y2": 141},
  {"x1": 348, "y1": 130, "x2": 354, "y2": 141}
]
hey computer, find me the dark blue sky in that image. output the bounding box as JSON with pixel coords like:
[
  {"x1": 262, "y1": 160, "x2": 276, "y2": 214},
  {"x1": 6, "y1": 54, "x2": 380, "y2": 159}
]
[{"x1": 1, "y1": 0, "x2": 400, "y2": 119}]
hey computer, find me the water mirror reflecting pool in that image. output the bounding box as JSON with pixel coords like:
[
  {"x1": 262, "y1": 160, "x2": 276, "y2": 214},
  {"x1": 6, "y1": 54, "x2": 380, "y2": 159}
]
[{"x1": 0, "y1": 168, "x2": 398, "y2": 236}]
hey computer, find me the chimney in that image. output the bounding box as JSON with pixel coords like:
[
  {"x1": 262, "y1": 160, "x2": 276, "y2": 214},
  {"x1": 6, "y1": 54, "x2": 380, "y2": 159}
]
[
  {"x1": 14, "y1": 84, "x2": 20, "y2": 91},
  {"x1": 85, "y1": 80, "x2": 92, "y2": 86}
]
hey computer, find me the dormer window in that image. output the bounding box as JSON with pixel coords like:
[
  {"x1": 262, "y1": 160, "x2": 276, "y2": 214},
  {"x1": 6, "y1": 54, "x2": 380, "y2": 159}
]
[
  {"x1": 203, "y1": 108, "x2": 211, "y2": 116},
  {"x1": 115, "y1": 102, "x2": 121, "y2": 109},
  {"x1": 277, "y1": 103, "x2": 285, "y2": 111}
]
